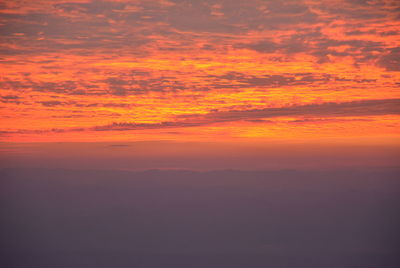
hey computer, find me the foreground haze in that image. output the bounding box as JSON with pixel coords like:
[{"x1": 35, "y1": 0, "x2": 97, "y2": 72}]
[{"x1": 1, "y1": 168, "x2": 400, "y2": 268}]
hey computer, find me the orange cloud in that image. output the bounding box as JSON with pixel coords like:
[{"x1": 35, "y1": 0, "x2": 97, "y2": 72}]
[{"x1": 0, "y1": 0, "x2": 399, "y2": 144}]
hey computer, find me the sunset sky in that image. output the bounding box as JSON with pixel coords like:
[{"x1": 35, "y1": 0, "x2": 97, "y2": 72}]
[{"x1": 0, "y1": 0, "x2": 399, "y2": 169}]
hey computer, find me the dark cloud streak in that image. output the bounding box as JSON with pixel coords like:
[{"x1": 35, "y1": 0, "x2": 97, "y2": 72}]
[{"x1": 1, "y1": 98, "x2": 398, "y2": 135}]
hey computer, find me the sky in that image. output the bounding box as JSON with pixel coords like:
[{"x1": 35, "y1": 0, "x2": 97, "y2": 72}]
[
  {"x1": 0, "y1": 0, "x2": 399, "y2": 169},
  {"x1": 1, "y1": 2, "x2": 400, "y2": 265}
]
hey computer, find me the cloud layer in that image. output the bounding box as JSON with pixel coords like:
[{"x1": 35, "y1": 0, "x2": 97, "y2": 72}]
[{"x1": 0, "y1": 0, "x2": 399, "y2": 141}]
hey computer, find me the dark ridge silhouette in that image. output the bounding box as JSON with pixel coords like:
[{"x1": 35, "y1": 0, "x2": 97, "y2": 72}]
[{"x1": 1, "y1": 168, "x2": 399, "y2": 268}]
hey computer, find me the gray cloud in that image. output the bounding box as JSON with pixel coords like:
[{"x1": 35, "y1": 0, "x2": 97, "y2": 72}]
[
  {"x1": 0, "y1": 77, "x2": 171, "y2": 96},
  {"x1": 54, "y1": 1, "x2": 127, "y2": 15},
  {"x1": 240, "y1": 30, "x2": 386, "y2": 64},
  {"x1": 0, "y1": 95, "x2": 21, "y2": 104},
  {"x1": 201, "y1": 98, "x2": 400, "y2": 122},
  {"x1": 1, "y1": 95, "x2": 20, "y2": 100},
  {"x1": 377, "y1": 47, "x2": 400, "y2": 71},
  {"x1": 203, "y1": 71, "x2": 375, "y2": 89},
  {"x1": 0, "y1": 0, "x2": 397, "y2": 70},
  {"x1": 38, "y1": 101, "x2": 68, "y2": 107}
]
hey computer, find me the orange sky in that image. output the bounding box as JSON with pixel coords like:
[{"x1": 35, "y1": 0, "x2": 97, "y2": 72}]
[{"x1": 0, "y1": 0, "x2": 399, "y2": 145}]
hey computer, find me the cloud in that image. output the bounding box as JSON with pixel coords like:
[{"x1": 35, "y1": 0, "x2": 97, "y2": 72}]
[
  {"x1": 103, "y1": 76, "x2": 189, "y2": 95},
  {"x1": 90, "y1": 121, "x2": 205, "y2": 132},
  {"x1": 0, "y1": 74, "x2": 193, "y2": 96},
  {"x1": 0, "y1": 95, "x2": 21, "y2": 104},
  {"x1": 205, "y1": 72, "x2": 336, "y2": 88},
  {"x1": 107, "y1": 144, "x2": 131, "y2": 147},
  {"x1": 203, "y1": 71, "x2": 377, "y2": 90},
  {"x1": 240, "y1": 31, "x2": 386, "y2": 64},
  {"x1": 2, "y1": 98, "x2": 398, "y2": 136},
  {"x1": 377, "y1": 47, "x2": 400, "y2": 71},
  {"x1": 1, "y1": 95, "x2": 20, "y2": 100},
  {"x1": 54, "y1": 1, "x2": 127, "y2": 15},
  {"x1": 201, "y1": 98, "x2": 400, "y2": 122},
  {"x1": 1, "y1": 0, "x2": 399, "y2": 141},
  {"x1": 38, "y1": 101, "x2": 68, "y2": 107}
]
